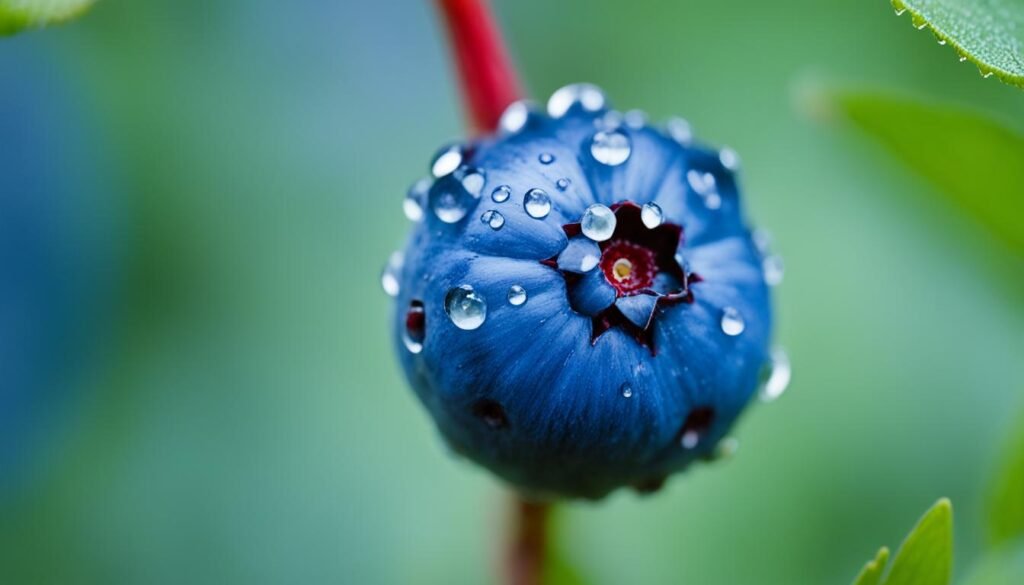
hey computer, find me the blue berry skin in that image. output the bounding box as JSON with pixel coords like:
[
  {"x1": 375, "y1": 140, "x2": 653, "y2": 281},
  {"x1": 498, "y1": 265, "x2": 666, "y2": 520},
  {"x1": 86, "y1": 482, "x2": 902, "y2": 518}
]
[{"x1": 389, "y1": 85, "x2": 773, "y2": 500}]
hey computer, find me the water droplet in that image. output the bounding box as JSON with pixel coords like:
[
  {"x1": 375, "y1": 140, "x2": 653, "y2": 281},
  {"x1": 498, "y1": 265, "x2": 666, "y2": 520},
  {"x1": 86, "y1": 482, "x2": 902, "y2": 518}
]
[
  {"x1": 680, "y1": 407, "x2": 714, "y2": 450},
  {"x1": 403, "y1": 300, "x2": 425, "y2": 354},
  {"x1": 404, "y1": 178, "x2": 430, "y2": 221},
  {"x1": 381, "y1": 251, "x2": 404, "y2": 297},
  {"x1": 524, "y1": 188, "x2": 552, "y2": 219},
  {"x1": 590, "y1": 130, "x2": 632, "y2": 166},
  {"x1": 538, "y1": 152, "x2": 555, "y2": 165},
  {"x1": 481, "y1": 209, "x2": 505, "y2": 230},
  {"x1": 547, "y1": 83, "x2": 607, "y2": 118},
  {"x1": 460, "y1": 168, "x2": 486, "y2": 197},
  {"x1": 507, "y1": 285, "x2": 527, "y2": 306},
  {"x1": 719, "y1": 147, "x2": 741, "y2": 171},
  {"x1": 431, "y1": 144, "x2": 463, "y2": 178},
  {"x1": 751, "y1": 228, "x2": 773, "y2": 255},
  {"x1": 624, "y1": 109, "x2": 647, "y2": 129},
  {"x1": 499, "y1": 100, "x2": 531, "y2": 134},
  {"x1": 959, "y1": 54, "x2": 968, "y2": 62},
  {"x1": 432, "y1": 168, "x2": 484, "y2": 223},
  {"x1": 666, "y1": 117, "x2": 693, "y2": 145},
  {"x1": 556, "y1": 178, "x2": 571, "y2": 191},
  {"x1": 763, "y1": 255, "x2": 784, "y2": 286},
  {"x1": 432, "y1": 189, "x2": 469, "y2": 223},
  {"x1": 759, "y1": 348, "x2": 792, "y2": 402},
  {"x1": 445, "y1": 285, "x2": 487, "y2": 330},
  {"x1": 687, "y1": 169, "x2": 721, "y2": 209},
  {"x1": 720, "y1": 307, "x2": 745, "y2": 336},
  {"x1": 621, "y1": 383, "x2": 633, "y2": 398},
  {"x1": 641, "y1": 202, "x2": 664, "y2": 228},
  {"x1": 491, "y1": 185, "x2": 511, "y2": 203},
  {"x1": 580, "y1": 204, "x2": 617, "y2": 241},
  {"x1": 596, "y1": 110, "x2": 623, "y2": 131}
]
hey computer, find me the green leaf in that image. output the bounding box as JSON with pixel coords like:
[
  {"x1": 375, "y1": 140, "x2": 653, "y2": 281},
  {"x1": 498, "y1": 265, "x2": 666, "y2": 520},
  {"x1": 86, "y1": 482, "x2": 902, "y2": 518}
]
[
  {"x1": 883, "y1": 499, "x2": 953, "y2": 585},
  {"x1": 853, "y1": 547, "x2": 891, "y2": 585},
  {"x1": 0, "y1": 0, "x2": 95, "y2": 36},
  {"x1": 821, "y1": 90, "x2": 1024, "y2": 255},
  {"x1": 988, "y1": 410, "x2": 1024, "y2": 546},
  {"x1": 891, "y1": 0, "x2": 1024, "y2": 88}
]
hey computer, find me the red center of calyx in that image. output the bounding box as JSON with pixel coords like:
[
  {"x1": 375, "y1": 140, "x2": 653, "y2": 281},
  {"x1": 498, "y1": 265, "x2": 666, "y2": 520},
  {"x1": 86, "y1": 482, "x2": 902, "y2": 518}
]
[{"x1": 600, "y1": 240, "x2": 656, "y2": 295}]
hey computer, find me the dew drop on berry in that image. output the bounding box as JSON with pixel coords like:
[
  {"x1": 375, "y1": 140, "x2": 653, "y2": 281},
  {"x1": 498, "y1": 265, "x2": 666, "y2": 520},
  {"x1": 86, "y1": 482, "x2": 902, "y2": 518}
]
[
  {"x1": 763, "y1": 255, "x2": 784, "y2": 286},
  {"x1": 445, "y1": 285, "x2": 487, "y2": 330},
  {"x1": 580, "y1": 204, "x2": 616, "y2": 241},
  {"x1": 538, "y1": 152, "x2": 555, "y2": 165},
  {"x1": 381, "y1": 251, "x2": 403, "y2": 297},
  {"x1": 480, "y1": 209, "x2": 505, "y2": 230},
  {"x1": 666, "y1": 117, "x2": 693, "y2": 145},
  {"x1": 556, "y1": 178, "x2": 571, "y2": 191},
  {"x1": 590, "y1": 130, "x2": 631, "y2": 166},
  {"x1": 720, "y1": 307, "x2": 745, "y2": 336},
  {"x1": 403, "y1": 300, "x2": 426, "y2": 354},
  {"x1": 680, "y1": 407, "x2": 714, "y2": 449},
  {"x1": 507, "y1": 285, "x2": 527, "y2": 306},
  {"x1": 491, "y1": 185, "x2": 511, "y2": 203},
  {"x1": 719, "y1": 147, "x2": 741, "y2": 171},
  {"x1": 433, "y1": 189, "x2": 469, "y2": 223},
  {"x1": 640, "y1": 202, "x2": 664, "y2": 228},
  {"x1": 499, "y1": 100, "x2": 531, "y2": 134},
  {"x1": 524, "y1": 188, "x2": 552, "y2": 219},
  {"x1": 621, "y1": 383, "x2": 633, "y2": 398},
  {"x1": 431, "y1": 144, "x2": 463, "y2": 178},
  {"x1": 404, "y1": 178, "x2": 429, "y2": 222},
  {"x1": 547, "y1": 83, "x2": 606, "y2": 118},
  {"x1": 460, "y1": 168, "x2": 486, "y2": 197},
  {"x1": 687, "y1": 169, "x2": 721, "y2": 209},
  {"x1": 759, "y1": 348, "x2": 791, "y2": 402},
  {"x1": 624, "y1": 109, "x2": 647, "y2": 129}
]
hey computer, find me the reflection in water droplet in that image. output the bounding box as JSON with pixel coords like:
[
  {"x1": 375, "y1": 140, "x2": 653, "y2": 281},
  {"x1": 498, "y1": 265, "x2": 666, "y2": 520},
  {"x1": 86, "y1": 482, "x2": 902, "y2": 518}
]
[
  {"x1": 507, "y1": 285, "x2": 527, "y2": 306},
  {"x1": 719, "y1": 147, "x2": 741, "y2": 171},
  {"x1": 547, "y1": 83, "x2": 607, "y2": 118},
  {"x1": 445, "y1": 285, "x2": 487, "y2": 330},
  {"x1": 499, "y1": 100, "x2": 531, "y2": 134},
  {"x1": 491, "y1": 185, "x2": 511, "y2": 203},
  {"x1": 403, "y1": 300, "x2": 425, "y2": 354},
  {"x1": 624, "y1": 110, "x2": 647, "y2": 129},
  {"x1": 538, "y1": 153, "x2": 555, "y2": 165},
  {"x1": 460, "y1": 169, "x2": 486, "y2": 197},
  {"x1": 432, "y1": 168, "x2": 484, "y2": 224},
  {"x1": 381, "y1": 251, "x2": 404, "y2": 297},
  {"x1": 581, "y1": 204, "x2": 616, "y2": 241},
  {"x1": 524, "y1": 188, "x2": 552, "y2": 219},
  {"x1": 720, "y1": 307, "x2": 745, "y2": 336},
  {"x1": 759, "y1": 348, "x2": 792, "y2": 402},
  {"x1": 481, "y1": 209, "x2": 505, "y2": 230},
  {"x1": 596, "y1": 110, "x2": 623, "y2": 131},
  {"x1": 666, "y1": 117, "x2": 693, "y2": 145},
  {"x1": 404, "y1": 178, "x2": 430, "y2": 221},
  {"x1": 590, "y1": 130, "x2": 632, "y2": 166},
  {"x1": 641, "y1": 202, "x2": 664, "y2": 228},
  {"x1": 621, "y1": 383, "x2": 633, "y2": 398},
  {"x1": 556, "y1": 178, "x2": 571, "y2": 191},
  {"x1": 433, "y1": 189, "x2": 469, "y2": 223},
  {"x1": 763, "y1": 255, "x2": 784, "y2": 286},
  {"x1": 431, "y1": 145, "x2": 463, "y2": 178}
]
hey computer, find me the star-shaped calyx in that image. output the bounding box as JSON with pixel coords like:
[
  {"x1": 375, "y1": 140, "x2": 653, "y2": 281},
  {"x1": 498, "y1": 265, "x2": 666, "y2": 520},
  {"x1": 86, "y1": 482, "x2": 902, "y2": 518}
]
[{"x1": 544, "y1": 202, "x2": 700, "y2": 352}]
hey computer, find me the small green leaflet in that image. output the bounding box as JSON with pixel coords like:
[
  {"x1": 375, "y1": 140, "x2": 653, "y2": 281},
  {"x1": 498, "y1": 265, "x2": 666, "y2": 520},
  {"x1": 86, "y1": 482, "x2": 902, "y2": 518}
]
[
  {"x1": 988, "y1": 410, "x2": 1024, "y2": 547},
  {"x1": 0, "y1": 0, "x2": 95, "y2": 36},
  {"x1": 891, "y1": 0, "x2": 1024, "y2": 89},
  {"x1": 851, "y1": 499, "x2": 953, "y2": 585},
  {"x1": 823, "y1": 90, "x2": 1024, "y2": 256}
]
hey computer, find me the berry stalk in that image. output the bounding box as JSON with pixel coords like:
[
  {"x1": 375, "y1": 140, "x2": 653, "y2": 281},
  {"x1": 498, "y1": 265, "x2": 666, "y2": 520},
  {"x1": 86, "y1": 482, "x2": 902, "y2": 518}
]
[
  {"x1": 504, "y1": 497, "x2": 550, "y2": 585},
  {"x1": 435, "y1": 0, "x2": 523, "y2": 134}
]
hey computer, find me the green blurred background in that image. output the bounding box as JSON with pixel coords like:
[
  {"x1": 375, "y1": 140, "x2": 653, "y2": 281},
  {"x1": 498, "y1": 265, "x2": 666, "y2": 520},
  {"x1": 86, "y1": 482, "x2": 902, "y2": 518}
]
[{"x1": 1, "y1": 0, "x2": 1022, "y2": 583}]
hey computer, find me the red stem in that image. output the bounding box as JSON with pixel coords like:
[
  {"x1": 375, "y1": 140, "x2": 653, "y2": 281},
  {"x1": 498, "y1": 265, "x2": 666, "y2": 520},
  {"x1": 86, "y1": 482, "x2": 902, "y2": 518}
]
[
  {"x1": 435, "y1": 0, "x2": 524, "y2": 135},
  {"x1": 504, "y1": 497, "x2": 550, "y2": 585}
]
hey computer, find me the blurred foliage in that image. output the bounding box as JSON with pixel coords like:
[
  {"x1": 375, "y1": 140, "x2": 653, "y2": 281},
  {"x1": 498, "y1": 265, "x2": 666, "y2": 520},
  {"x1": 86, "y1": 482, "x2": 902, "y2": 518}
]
[
  {"x1": 0, "y1": 0, "x2": 1023, "y2": 584},
  {"x1": 881, "y1": 499, "x2": 953, "y2": 585},
  {"x1": 890, "y1": 0, "x2": 1024, "y2": 88},
  {"x1": 0, "y1": 0, "x2": 94, "y2": 35},
  {"x1": 818, "y1": 90, "x2": 1024, "y2": 255},
  {"x1": 961, "y1": 543, "x2": 1024, "y2": 585},
  {"x1": 854, "y1": 547, "x2": 892, "y2": 585},
  {"x1": 987, "y1": 410, "x2": 1024, "y2": 547}
]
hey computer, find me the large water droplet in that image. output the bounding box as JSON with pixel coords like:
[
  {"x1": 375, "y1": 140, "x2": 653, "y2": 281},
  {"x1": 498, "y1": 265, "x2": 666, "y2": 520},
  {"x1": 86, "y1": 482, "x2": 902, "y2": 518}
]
[
  {"x1": 580, "y1": 204, "x2": 617, "y2": 241},
  {"x1": 641, "y1": 202, "x2": 664, "y2": 228},
  {"x1": 431, "y1": 145, "x2": 463, "y2": 178},
  {"x1": 445, "y1": 285, "x2": 487, "y2": 330},
  {"x1": 759, "y1": 348, "x2": 791, "y2": 402},
  {"x1": 621, "y1": 383, "x2": 634, "y2": 398},
  {"x1": 432, "y1": 168, "x2": 484, "y2": 224},
  {"x1": 538, "y1": 153, "x2": 555, "y2": 165},
  {"x1": 499, "y1": 100, "x2": 532, "y2": 134},
  {"x1": 507, "y1": 285, "x2": 527, "y2": 306},
  {"x1": 590, "y1": 130, "x2": 632, "y2": 166},
  {"x1": 763, "y1": 255, "x2": 785, "y2": 286},
  {"x1": 666, "y1": 117, "x2": 693, "y2": 145},
  {"x1": 719, "y1": 147, "x2": 741, "y2": 171},
  {"x1": 404, "y1": 178, "x2": 429, "y2": 222},
  {"x1": 547, "y1": 83, "x2": 607, "y2": 118},
  {"x1": 481, "y1": 209, "x2": 505, "y2": 230},
  {"x1": 403, "y1": 300, "x2": 425, "y2": 354},
  {"x1": 491, "y1": 185, "x2": 511, "y2": 203},
  {"x1": 381, "y1": 251, "x2": 404, "y2": 297},
  {"x1": 433, "y1": 189, "x2": 469, "y2": 223},
  {"x1": 460, "y1": 168, "x2": 486, "y2": 197},
  {"x1": 524, "y1": 188, "x2": 552, "y2": 219},
  {"x1": 720, "y1": 307, "x2": 745, "y2": 336}
]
